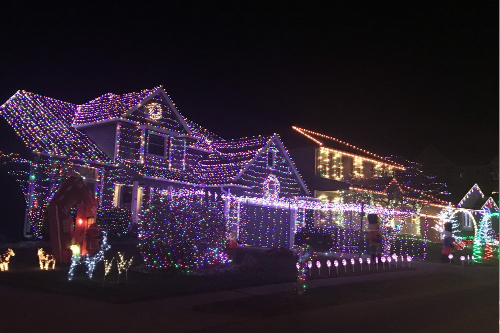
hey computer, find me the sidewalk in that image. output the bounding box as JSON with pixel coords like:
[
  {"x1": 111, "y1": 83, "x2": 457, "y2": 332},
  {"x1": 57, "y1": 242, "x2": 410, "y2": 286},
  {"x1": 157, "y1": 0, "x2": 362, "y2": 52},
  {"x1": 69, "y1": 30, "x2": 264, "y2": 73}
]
[{"x1": 2, "y1": 261, "x2": 495, "y2": 333}]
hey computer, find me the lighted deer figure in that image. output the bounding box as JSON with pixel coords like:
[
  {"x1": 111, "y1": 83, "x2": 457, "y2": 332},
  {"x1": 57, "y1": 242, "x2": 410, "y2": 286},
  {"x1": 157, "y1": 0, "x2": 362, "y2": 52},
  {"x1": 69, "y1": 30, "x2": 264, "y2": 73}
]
[
  {"x1": 0, "y1": 248, "x2": 15, "y2": 271},
  {"x1": 38, "y1": 248, "x2": 56, "y2": 270}
]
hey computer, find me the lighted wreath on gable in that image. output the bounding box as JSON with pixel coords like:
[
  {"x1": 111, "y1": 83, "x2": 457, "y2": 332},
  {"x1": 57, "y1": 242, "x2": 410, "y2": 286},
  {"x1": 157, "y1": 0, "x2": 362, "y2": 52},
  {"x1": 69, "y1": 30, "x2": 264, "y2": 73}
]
[
  {"x1": 145, "y1": 102, "x2": 162, "y2": 121},
  {"x1": 263, "y1": 174, "x2": 280, "y2": 200}
]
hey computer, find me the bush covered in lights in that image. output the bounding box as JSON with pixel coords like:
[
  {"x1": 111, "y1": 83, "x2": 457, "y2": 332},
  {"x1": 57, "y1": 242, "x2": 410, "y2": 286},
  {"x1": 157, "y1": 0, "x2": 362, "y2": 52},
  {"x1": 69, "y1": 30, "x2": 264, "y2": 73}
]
[{"x1": 138, "y1": 188, "x2": 228, "y2": 270}]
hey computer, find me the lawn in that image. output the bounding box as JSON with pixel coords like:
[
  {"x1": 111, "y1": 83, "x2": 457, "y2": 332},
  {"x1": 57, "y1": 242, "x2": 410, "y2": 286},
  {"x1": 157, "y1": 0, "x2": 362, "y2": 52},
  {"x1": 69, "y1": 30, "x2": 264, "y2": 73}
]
[{"x1": 0, "y1": 240, "x2": 494, "y2": 303}]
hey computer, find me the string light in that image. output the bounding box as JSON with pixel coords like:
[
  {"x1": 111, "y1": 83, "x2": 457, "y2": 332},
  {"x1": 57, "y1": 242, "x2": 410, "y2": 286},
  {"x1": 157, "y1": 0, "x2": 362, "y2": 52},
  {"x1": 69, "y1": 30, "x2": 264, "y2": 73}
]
[
  {"x1": 37, "y1": 248, "x2": 56, "y2": 270},
  {"x1": 0, "y1": 248, "x2": 15, "y2": 271}
]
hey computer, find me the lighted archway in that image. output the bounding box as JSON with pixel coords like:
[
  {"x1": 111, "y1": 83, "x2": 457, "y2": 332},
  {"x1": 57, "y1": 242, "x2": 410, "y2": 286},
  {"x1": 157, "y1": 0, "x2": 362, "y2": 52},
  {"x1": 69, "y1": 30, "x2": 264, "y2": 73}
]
[{"x1": 452, "y1": 208, "x2": 478, "y2": 239}]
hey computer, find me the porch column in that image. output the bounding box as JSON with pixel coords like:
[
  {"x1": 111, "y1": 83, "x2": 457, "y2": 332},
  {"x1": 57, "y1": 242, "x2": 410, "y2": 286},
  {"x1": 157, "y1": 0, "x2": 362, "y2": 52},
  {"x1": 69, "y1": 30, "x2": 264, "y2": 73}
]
[
  {"x1": 131, "y1": 181, "x2": 139, "y2": 225},
  {"x1": 289, "y1": 204, "x2": 297, "y2": 249}
]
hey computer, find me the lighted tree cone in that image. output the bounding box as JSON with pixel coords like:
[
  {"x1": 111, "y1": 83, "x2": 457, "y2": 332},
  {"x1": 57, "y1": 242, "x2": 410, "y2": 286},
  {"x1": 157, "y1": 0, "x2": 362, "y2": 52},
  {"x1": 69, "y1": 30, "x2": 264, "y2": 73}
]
[
  {"x1": 37, "y1": 248, "x2": 56, "y2": 270},
  {"x1": 0, "y1": 248, "x2": 15, "y2": 271},
  {"x1": 484, "y1": 245, "x2": 493, "y2": 260}
]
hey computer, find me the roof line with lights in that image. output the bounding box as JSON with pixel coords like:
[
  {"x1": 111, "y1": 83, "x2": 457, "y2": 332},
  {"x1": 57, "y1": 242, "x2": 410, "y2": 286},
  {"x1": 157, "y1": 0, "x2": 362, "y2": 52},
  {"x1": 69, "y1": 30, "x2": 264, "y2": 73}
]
[{"x1": 292, "y1": 126, "x2": 405, "y2": 169}]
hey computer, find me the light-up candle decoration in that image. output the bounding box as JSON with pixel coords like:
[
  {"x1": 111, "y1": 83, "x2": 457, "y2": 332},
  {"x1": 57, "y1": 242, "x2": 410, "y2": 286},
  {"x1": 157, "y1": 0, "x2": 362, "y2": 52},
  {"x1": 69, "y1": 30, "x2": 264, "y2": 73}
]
[
  {"x1": 350, "y1": 258, "x2": 355, "y2": 272},
  {"x1": 387, "y1": 256, "x2": 391, "y2": 269},
  {"x1": 316, "y1": 261, "x2": 321, "y2": 275},
  {"x1": 342, "y1": 259, "x2": 347, "y2": 273},
  {"x1": 326, "y1": 260, "x2": 331, "y2": 275},
  {"x1": 307, "y1": 261, "x2": 312, "y2": 276},
  {"x1": 407, "y1": 256, "x2": 412, "y2": 267},
  {"x1": 366, "y1": 257, "x2": 371, "y2": 270},
  {"x1": 460, "y1": 255, "x2": 465, "y2": 266},
  {"x1": 334, "y1": 260, "x2": 339, "y2": 274},
  {"x1": 359, "y1": 257, "x2": 363, "y2": 271},
  {"x1": 448, "y1": 254, "x2": 453, "y2": 264},
  {"x1": 381, "y1": 256, "x2": 386, "y2": 269}
]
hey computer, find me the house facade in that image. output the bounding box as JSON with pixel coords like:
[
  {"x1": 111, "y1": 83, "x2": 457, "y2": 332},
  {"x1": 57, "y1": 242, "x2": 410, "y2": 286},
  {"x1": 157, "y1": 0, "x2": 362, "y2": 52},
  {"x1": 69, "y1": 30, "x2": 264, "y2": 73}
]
[
  {"x1": 0, "y1": 87, "x2": 311, "y2": 265},
  {"x1": 289, "y1": 126, "x2": 451, "y2": 256}
]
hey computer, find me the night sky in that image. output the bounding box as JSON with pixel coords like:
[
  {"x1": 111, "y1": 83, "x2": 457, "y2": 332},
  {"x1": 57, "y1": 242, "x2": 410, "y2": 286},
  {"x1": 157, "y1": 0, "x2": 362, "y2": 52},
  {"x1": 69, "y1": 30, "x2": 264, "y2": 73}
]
[{"x1": 0, "y1": 2, "x2": 498, "y2": 162}]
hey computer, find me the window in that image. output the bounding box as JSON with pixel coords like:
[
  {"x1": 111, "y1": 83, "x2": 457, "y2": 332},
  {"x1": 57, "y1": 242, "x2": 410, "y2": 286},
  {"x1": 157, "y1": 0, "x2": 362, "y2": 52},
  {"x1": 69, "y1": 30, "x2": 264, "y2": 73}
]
[
  {"x1": 147, "y1": 132, "x2": 166, "y2": 157},
  {"x1": 342, "y1": 156, "x2": 353, "y2": 178},
  {"x1": 113, "y1": 184, "x2": 132, "y2": 209},
  {"x1": 463, "y1": 213, "x2": 471, "y2": 228},
  {"x1": 267, "y1": 150, "x2": 275, "y2": 168}
]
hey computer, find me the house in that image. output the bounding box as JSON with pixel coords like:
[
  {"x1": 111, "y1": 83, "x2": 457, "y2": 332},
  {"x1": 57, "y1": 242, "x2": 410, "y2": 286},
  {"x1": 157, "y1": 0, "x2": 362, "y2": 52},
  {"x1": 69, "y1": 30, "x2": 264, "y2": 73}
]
[
  {"x1": 288, "y1": 126, "x2": 451, "y2": 256},
  {"x1": 0, "y1": 86, "x2": 310, "y2": 265}
]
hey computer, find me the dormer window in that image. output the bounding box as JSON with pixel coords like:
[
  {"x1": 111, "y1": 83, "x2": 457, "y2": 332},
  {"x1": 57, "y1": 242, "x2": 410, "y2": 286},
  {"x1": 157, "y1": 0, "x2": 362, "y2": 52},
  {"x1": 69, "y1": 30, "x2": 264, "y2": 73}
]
[
  {"x1": 147, "y1": 131, "x2": 167, "y2": 157},
  {"x1": 267, "y1": 150, "x2": 275, "y2": 168}
]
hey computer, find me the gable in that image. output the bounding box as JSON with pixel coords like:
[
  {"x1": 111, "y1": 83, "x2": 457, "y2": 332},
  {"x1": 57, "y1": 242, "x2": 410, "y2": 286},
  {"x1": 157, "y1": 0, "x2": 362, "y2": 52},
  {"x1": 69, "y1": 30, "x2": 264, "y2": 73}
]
[
  {"x1": 233, "y1": 136, "x2": 310, "y2": 198},
  {"x1": 457, "y1": 184, "x2": 486, "y2": 209},
  {"x1": 126, "y1": 91, "x2": 189, "y2": 134}
]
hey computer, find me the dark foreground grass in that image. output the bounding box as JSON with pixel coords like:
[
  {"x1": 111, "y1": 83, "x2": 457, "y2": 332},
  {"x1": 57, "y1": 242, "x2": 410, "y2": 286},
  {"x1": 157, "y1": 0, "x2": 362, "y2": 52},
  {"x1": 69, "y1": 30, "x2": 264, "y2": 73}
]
[
  {"x1": 0, "y1": 246, "x2": 298, "y2": 303},
  {"x1": 194, "y1": 269, "x2": 499, "y2": 317},
  {"x1": 0, "y1": 243, "x2": 495, "y2": 304}
]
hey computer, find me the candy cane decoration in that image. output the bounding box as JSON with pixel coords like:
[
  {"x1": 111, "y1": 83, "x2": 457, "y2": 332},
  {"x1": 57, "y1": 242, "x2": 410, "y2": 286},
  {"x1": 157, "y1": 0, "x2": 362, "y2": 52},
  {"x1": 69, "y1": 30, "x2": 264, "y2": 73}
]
[
  {"x1": 359, "y1": 257, "x2": 363, "y2": 271},
  {"x1": 334, "y1": 260, "x2": 339, "y2": 274},
  {"x1": 316, "y1": 261, "x2": 321, "y2": 275},
  {"x1": 448, "y1": 254, "x2": 453, "y2": 264},
  {"x1": 407, "y1": 256, "x2": 412, "y2": 267},
  {"x1": 307, "y1": 261, "x2": 312, "y2": 276},
  {"x1": 326, "y1": 260, "x2": 331, "y2": 275},
  {"x1": 342, "y1": 259, "x2": 347, "y2": 273},
  {"x1": 387, "y1": 256, "x2": 392, "y2": 269},
  {"x1": 366, "y1": 257, "x2": 371, "y2": 270},
  {"x1": 381, "y1": 256, "x2": 386, "y2": 269},
  {"x1": 460, "y1": 256, "x2": 465, "y2": 266},
  {"x1": 350, "y1": 258, "x2": 355, "y2": 272},
  {"x1": 393, "y1": 255, "x2": 398, "y2": 268}
]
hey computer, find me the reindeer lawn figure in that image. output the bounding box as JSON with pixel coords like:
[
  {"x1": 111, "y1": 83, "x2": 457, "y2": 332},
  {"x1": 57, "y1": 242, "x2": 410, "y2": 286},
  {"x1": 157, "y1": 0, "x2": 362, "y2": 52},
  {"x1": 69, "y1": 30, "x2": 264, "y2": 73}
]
[
  {"x1": 0, "y1": 248, "x2": 15, "y2": 271},
  {"x1": 38, "y1": 248, "x2": 56, "y2": 270}
]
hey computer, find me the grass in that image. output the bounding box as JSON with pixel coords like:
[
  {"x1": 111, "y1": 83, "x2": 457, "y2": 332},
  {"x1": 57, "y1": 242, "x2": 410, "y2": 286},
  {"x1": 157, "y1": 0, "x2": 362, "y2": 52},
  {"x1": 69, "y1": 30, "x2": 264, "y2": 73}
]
[{"x1": 0, "y1": 241, "x2": 496, "y2": 303}]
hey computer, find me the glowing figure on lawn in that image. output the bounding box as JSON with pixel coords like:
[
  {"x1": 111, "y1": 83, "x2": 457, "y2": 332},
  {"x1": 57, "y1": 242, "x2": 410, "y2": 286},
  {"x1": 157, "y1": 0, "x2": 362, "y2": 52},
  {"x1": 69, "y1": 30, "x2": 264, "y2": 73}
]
[
  {"x1": 0, "y1": 248, "x2": 15, "y2": 271},
  {"x1": 38, "y1": 248, "x2": 56, "y2": 270}
]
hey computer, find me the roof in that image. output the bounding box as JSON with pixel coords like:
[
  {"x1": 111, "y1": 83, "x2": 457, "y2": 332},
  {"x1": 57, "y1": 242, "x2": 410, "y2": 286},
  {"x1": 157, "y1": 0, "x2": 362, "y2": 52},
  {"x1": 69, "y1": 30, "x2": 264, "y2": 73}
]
[
  {"x1": 292, "y1": 126, "x2": 405, "y2": 170},
  {"x1": 0, "y1": 90, "x2": 114, "y2": 164},
  {"x1": 74, "y1": 87, "x2": 159, "y2": 126},
  {"x1": 193, "y1": 136, "x2": 272, "y2": 185}
]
